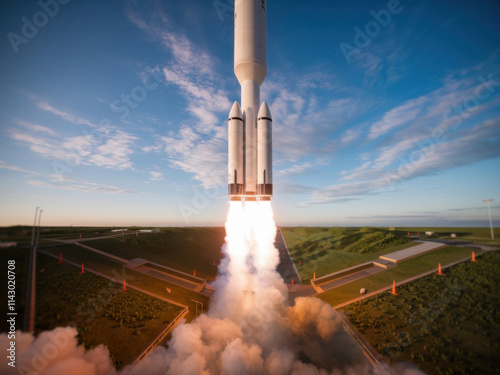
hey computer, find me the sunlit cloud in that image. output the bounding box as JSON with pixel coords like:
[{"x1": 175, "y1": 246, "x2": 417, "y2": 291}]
[
  {"x1": 0, "y1": 161, "x2": 41, "y2": 175},
  {"x1": 28, "y1": 175, "x2": 135, "y2": 194}
]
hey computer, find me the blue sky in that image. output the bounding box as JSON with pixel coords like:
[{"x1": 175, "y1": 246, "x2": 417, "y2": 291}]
[{"x1": 1, "y1": 0, "x2": 499, "y2": 227}]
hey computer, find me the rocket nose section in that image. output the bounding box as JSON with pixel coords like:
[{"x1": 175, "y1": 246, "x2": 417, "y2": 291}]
[
  {"x1": 229, "y1": 101, "x2": 243, "y2": 119},
  {"x1": 258, "y1": 101, "x2": 272, "y2": 120}
]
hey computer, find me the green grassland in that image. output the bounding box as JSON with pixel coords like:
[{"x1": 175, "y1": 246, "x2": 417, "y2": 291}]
[
  {"x1": 36, "y1": 253, "x2": 183, "y2": 368},
  {"x1": 401, "y1": 227, "x2": 500, "y2": 238},
  {"x1": 42, "y1": 244, "x2": 210, "y2": 321},
  {"x1": 340, "y1": 251, "x2": 500, "y2": 375},
  {"x1": 0, "y1": 249, "x2": 184, "y2": 369},
  {"x1": 73, "y1": 228, "x2": 224, "y2": 281},
  {"x1": 281, "y1": 227, "x2": 414, "y2": 281},
  {"x1": 318, "y1": 246, "x2": 479, "y2": 306},
  {"x1": 400, "y1": 227, "x2": 500, "y2": 246}
]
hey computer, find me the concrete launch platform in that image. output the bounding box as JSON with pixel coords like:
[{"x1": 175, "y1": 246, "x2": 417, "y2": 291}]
[{"x1": 379, "y1": 241, "x2": 445, "y2": 263}]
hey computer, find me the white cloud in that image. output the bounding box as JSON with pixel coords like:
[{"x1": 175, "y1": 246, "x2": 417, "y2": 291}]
[
  {"x1": 16, "y1": 120, "x2": 56, "y2": 135},
  {"x1": 312, "y1": 117, "x2": 500, "y2": 204},
  {"x1": 276, "y1": 162, "x2": 312, "y2": 177},
  {"x1": 0, "y1": 161, "x2": 41, "y2": 175},
  {"x1": 368, "y1": 96, "x2": 425, "y2": 139},
  {"x1": 149, "y1": 171, "x2": 164, "y2": 181},
  {"x1": 36, "y1": 101, "x2": 97, "y2": 128},
  {"x1": 341, "y1": 128, "x2": 362, "y2": 145},
  {"x1": 88, "y1": 130, "x2": 137, "y2": 170},
  {"x1": 9, "y1": 119, "x2": 137, "y2": 171},
  {"x1": 28, "y1": 175, "x2": 135, "y2": 194},
  {"x1": 127, "y1": 5, "x2": 229, "y2": 187},
  {"x1": 161, "y1": 128, "x2": 226, "y2": 188}
]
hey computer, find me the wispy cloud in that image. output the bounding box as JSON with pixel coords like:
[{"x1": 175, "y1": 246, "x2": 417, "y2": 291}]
[
  {"x1": 0, "y1": 161, "x2": 41, "y2": 175},
  {"x1": 368, "y1": 96, "x2": 425, "y2": 139},
  {"x1": 149, "y1": 171, "x2": 164, "y2": 181},
  {"x1": 8, "y1": 109, "x2": 137, "y2": 171},
  {"x1": 87, "y1": 130, "x2": 137, "y2": 169},
  {"x1": 312, "y1": 117, "x2": 500, "y2": 204},
  {"x1": 128, "y1": 4, "x2": 229, "y2": 188},
  {"x1": 276, "y1": 162, "x2": 313, "y2": 178},
  {"x1": 304, "y1": 55, "x2": 500, "y2": 205},
  {"x1": 28, "y1": 175, "x2": 135, "y2": 194},
  {"x1": 16, "y1": 120, "x2": 56, "y2": 135},
  {"x1": 262, "y1": 76, "x2": 368, "y2": 167},
  {"x1": 35, "y1": 100, "x2": 97, "y2": 128}
]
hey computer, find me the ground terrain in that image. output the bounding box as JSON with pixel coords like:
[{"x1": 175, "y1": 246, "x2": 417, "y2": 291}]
[{"x1": 1, "y1": 225, "x2": 498, "y2": 371}]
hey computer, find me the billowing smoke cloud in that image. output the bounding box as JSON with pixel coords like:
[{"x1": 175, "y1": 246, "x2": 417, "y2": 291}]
[
  {"x1": 121, "y1": 202, "x2": 371, "y2": 374},
  {"x1": 0, "y1": 327, "x2": 116, "y2": 375},
  {"x1": 1, "y1": 202, "x2": 425, "y2": 374}
]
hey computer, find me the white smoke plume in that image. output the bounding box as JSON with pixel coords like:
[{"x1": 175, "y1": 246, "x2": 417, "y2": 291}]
[
  {"x1": 1, "y1": 202, "x2": 425, "y2": 374},
  {"x1": 0, "y1": 326, "x2": 116, "y2": 375},
  {"x1": 122, "y1": 202, "x2": 371, "y2": 375}
]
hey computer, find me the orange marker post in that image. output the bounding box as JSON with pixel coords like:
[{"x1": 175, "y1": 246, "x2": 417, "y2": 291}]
[
  {"x1": 472, "y1": 251, "x2": 476, "y2": 262},
  {"x1": 122, "y1": 279, "x2": 127, "y2": 292},
  {"x1": 194, "y1": 269, "x2": 196, "y2": 277},
  {"x1": 391, "y1": 280, "x2": 397, "y2": 295},
  {"x1": 80, "y1": 263, "x2": 85, "y2": 274},
  {"x1": 291, "y1": 279, "x2": 294, "y2": 286},
  {"x1": 438, "y1": 263, "x2": 443, "y2": 276},
  {"x1": 313, "y1": 271, "x2": 316, "y2": 279}
]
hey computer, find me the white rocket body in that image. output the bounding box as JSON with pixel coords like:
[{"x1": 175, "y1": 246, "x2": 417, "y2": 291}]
[{"x1": 228, "y1": 0, "x2": 272, "y2": 201}]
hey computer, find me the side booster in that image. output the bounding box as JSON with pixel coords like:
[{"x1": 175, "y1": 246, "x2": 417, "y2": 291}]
[{"x1": 228, "y1": 0, "x2": 272, "y2": 201}]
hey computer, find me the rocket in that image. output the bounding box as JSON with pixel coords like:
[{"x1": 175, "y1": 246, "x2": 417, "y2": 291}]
[{"x1": 228, "y1": 0, "x2": 272, "y2": 201}]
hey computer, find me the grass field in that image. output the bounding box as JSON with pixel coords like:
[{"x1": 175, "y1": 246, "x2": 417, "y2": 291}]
[
  {"x1": 400, "y1": 227, "x2": 500, "y2": 246},
  {"x1": 35, "y1": 253, "x2": 183, "y2": 368},
  {"x1": 0, "y1": 249, "x2": 184, "y2": 369},
  {"x1": 81, "y1": 228, "x2": 225, "y2": 281},
  {"x1": 400, "y1": 227, "x2": 500, "y2": 238},
  {"x1": 42, "y1": 244, "x2": 210, "y2": 321},
  {"x1": 318, "y1": 246, "x2": 480, "y2": 307},
  {"x1": 340, "y1": 251, "x2": 500, "y2": 375},
  {"x1": 281, "y1": 227, "x2": 414, "y2": 281}
]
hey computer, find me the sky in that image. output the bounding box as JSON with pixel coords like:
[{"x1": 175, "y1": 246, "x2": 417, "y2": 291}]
[{"x1": 0, "y1": 0, "x2": 499, "y2": 227}]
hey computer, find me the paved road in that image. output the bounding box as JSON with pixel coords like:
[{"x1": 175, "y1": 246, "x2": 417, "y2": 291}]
[
  {"x1": 138, "y1": 265, "x2": 199, "y2": 291},
  {"x1": 319, "y1": 266, "x2": 385, "y2": 292},
  {"x1": 275, "y1": 229, "x2": 301, "y2": 284},
  {"x1": 380, "y1": 240, "x2": 444, "y2": 263}
]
